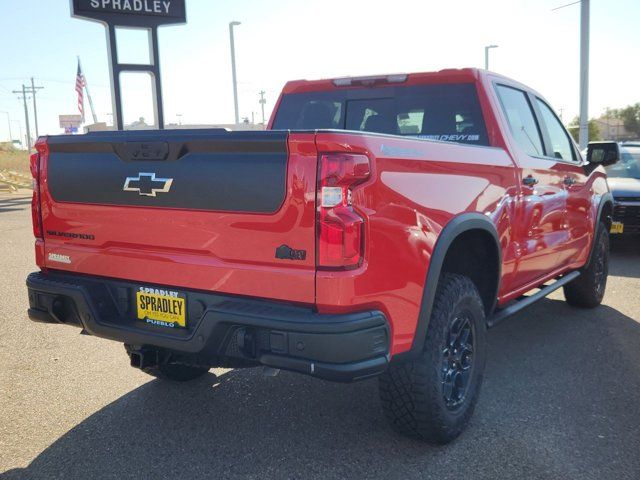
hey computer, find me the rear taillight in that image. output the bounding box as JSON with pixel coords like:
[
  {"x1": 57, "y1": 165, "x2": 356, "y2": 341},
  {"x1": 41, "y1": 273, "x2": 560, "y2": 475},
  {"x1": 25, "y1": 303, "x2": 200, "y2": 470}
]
[
  {"x1": 317, "y1": 153, "x2": 370, "y2": 269},
  {"x1": 30, "y1": 140, "x2": 47, "y2": 240}
]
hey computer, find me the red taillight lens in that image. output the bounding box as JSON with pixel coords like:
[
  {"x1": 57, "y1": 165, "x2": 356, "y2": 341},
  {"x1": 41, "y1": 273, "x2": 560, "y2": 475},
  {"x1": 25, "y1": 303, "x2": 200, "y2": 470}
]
[
  {"x1": 30, "y1": 140, "x2": 47, "y2": 240},
  {"x1": 317, "y1": 154, "x2": 370, "y2": 269}
]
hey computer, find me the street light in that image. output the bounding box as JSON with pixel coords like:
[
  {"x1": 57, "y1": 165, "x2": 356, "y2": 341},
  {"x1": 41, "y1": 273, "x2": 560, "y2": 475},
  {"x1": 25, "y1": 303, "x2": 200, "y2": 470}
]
[
  {"x1": 176, "y1": 113, "x2": 183, "y2": 125},
  {"x1": 484, "y1": 45, "x2": 498, "y2": 70},
  {"x1": 229, "y1": 21, "x2": 241, "y2": 126},
  {"x1": 0, "y1": 111, "x2": 12, "y2": 143}
]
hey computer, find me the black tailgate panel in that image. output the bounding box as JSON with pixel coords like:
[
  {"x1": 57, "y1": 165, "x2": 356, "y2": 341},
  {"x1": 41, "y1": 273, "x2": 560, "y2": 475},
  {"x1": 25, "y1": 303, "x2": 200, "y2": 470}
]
[{"x1": 46, "y1": 130, "x2": 288, "y2": 213}]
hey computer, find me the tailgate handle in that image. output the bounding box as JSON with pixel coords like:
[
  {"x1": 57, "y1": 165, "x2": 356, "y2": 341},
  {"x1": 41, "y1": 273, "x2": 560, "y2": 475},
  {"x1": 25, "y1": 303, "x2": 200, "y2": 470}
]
[{"x1": 118, "y1": 142, "x2": 169, "y2": 161}]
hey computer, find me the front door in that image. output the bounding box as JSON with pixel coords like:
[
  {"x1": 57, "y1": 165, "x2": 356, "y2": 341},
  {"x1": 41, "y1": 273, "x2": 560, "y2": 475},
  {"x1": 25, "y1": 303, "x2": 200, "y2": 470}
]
[
  {"x1": 494, "y1": 84, "x2": 570, "y2": 290},
  {"x1": 533, "y1": 97, "x2": 592, "y2": 267}
]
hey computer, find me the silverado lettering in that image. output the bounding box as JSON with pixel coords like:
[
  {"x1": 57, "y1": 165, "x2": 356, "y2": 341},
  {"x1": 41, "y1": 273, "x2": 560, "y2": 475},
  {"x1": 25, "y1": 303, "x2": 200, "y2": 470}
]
[
  {"x1": 46, "y1": 230, "x2": 95, "y2": 240},
  {"x1": 26, "y1": 68, "x2": 613, "y2": 444}
]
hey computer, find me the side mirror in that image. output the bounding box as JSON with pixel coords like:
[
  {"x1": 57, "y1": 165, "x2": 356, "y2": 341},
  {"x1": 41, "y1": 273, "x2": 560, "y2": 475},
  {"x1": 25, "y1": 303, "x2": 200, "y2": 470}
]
[{"x1": 587, "y1": 141, "x2": 620, "y2": 167}]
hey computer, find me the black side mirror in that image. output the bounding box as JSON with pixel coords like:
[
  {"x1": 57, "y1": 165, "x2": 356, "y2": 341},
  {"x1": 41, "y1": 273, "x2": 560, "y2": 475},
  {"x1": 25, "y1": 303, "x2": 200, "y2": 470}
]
[{"x1": 587, "y1": 141, "x2": 620, "y2": 167}]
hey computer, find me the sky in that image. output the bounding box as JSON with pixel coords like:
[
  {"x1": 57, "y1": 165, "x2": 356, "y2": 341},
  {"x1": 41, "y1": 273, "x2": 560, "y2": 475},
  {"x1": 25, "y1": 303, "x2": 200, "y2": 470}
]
[{"x1": 0, "y1": 0, "x2": 639, "y2": 144}]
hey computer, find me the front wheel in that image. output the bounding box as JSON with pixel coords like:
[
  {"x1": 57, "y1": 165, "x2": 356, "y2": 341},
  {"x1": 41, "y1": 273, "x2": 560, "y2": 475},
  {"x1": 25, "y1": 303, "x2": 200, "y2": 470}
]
[
  {"x1": 563, "y1": 222, "x2": 609, "y2": 308},
  {"x1": 379, "y1": 273, "x2": 487, "y2": 444}
]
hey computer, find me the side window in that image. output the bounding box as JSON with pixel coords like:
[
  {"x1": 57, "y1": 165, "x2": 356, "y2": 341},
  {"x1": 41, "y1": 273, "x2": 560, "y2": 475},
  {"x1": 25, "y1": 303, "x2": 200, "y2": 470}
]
[
  {"x1": 496, "y1": 85, "x2": 544, "y2": 157},
  {"x1": 536, "y1": 99, "x2": 576, "y2": 162}
]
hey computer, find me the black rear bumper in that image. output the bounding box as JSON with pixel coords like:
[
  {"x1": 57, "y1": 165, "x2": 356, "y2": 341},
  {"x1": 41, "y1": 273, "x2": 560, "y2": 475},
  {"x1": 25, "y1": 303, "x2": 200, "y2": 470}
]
[{"x1": 26, "y1": 271, "x2": 389, "y2": 382}]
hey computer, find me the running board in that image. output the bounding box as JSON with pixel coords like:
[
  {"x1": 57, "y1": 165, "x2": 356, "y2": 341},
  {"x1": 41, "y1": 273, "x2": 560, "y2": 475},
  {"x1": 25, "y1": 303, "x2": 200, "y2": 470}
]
[{"x1": 487, "y1": 271, "x2": 581, "y2": 328}]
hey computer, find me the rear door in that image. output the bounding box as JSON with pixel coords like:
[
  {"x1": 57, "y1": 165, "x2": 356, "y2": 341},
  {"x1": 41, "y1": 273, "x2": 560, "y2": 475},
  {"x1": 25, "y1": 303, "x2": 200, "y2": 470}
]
[
  {"x1": 494, "y1": 84, "x2": 570, "y2": 289},
  {"x1": 40, "y1": 130, "x2": 318, "y2": 304}
]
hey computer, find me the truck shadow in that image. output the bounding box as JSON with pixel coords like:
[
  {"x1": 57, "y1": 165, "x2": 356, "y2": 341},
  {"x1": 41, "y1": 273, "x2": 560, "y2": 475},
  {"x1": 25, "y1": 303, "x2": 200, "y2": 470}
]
[
  {"x1": 610, "y1": 235, "x2": 640, "y2": 279},
  {"x1": 3, "y1": 298, "x2": 640, "y2": 480},
  {"x1": 0, "y1": 196, "x2": 30, "y2": 214}
]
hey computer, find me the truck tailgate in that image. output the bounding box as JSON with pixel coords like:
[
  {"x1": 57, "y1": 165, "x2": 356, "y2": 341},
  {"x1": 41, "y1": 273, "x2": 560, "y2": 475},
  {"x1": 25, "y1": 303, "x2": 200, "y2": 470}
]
[{"x1": 38, "y1": 130, "x2": 317, "y2": 304}]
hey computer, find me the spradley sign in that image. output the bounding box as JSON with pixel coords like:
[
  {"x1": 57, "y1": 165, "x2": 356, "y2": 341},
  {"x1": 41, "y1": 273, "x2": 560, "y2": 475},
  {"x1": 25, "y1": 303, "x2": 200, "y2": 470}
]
[
  {"x1": 71, "y1": 0, "x2": 186, "y2": 27},
  {"x1": 70, "y1": 0, "x2": 187, "y2": 130}
]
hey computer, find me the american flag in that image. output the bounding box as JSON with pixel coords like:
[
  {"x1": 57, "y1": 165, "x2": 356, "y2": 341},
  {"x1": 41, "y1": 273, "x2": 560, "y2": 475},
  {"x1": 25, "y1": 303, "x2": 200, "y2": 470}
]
[{"x1": 75, "y1": 60, "x2": 85, "y2": 121}]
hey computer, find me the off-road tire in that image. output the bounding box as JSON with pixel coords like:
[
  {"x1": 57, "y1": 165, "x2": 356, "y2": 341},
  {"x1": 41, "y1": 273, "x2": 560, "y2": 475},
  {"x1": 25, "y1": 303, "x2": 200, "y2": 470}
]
[
  {"x1": 379, "y1": 273, "x2": 487, "y2": 444},
  {"x1": 563, "y1": 222, "x2": 609, "y2": 308}
]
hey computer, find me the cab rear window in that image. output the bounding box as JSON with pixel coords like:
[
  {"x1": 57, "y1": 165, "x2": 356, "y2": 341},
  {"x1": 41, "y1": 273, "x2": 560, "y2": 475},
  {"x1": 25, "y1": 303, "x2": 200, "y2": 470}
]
[{"x1": 272, "y1": 83, "x2": 489, "y2": 146}]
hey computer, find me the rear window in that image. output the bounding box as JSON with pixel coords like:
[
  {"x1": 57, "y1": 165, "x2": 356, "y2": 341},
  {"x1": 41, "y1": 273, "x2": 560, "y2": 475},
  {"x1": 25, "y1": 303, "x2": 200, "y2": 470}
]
[{"x1": 272, "y1": 83, "x2": 489, "y2": 146}]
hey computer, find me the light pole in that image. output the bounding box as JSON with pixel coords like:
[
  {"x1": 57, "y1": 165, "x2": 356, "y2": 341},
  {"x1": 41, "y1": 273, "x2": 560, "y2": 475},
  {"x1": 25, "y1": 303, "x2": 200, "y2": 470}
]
[
  {"x1": 484, "y1": 45, "x2": 498, "y2": 70},
  {"x1": 259, "y1": 90, "x2": 266, "y2": 124},
  {"x1": 0, "y1": 111, "x2": 12, "y2": 143},
  {"x1": 229, "y1": 21, "x2": 241, "y2": 126},
  {"x1": 578, "y1": 0, "x2": 590, "y2": 150},
  {"x1": 176, "y1": 113, "x2": 183, "y2": 125},
  {"x1": 551, "y1": 0, "x2": 590, "y2": 149}
]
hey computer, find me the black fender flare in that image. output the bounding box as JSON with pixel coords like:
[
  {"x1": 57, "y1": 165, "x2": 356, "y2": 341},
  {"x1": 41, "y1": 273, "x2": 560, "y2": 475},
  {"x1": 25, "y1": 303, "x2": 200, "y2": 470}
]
[
  {"x1": 391, "y1": 213, "x2": 501, "y2": 364},
  {"x1": 585, "y1": 192, "x2": 613, "y2": 268}
]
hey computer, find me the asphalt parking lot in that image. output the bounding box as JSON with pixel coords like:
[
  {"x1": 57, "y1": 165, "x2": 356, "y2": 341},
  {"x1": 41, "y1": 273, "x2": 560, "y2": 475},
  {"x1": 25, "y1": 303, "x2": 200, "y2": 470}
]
[{"x1": 0, "y1": 192, "x2": 639, "y2": 480}]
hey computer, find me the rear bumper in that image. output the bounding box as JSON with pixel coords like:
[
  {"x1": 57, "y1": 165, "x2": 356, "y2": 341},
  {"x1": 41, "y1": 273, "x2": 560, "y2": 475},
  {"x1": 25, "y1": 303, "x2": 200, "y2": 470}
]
[{"x1": 26, "y1": 271, "x2": 389, "y2": 382}]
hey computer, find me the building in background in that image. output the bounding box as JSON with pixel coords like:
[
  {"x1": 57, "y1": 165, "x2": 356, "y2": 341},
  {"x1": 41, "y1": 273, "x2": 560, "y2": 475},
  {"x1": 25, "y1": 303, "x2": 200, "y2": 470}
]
[{"x1": 594, "y1": 116, "x2": 632, "y2": 141}]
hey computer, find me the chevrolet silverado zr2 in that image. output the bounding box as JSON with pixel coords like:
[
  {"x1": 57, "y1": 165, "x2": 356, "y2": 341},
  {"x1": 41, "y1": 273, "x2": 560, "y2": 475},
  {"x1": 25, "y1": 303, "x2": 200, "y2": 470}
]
[{"x1": 26, "y1": 68, "x2": 616, "y2": 443}]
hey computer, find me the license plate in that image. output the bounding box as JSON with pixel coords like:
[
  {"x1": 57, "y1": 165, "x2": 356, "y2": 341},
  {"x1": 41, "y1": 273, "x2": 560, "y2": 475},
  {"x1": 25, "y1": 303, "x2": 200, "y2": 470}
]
[
  {"x1": 136, "y1": 287, "x2": 186, "y2": 329},
  {"x1": 610, "y1": 222, "x2": 624, "y2": 234}
]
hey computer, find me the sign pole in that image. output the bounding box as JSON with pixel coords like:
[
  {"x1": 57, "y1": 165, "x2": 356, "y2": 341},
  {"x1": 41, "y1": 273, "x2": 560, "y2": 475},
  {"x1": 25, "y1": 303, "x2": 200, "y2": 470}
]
[
  {"x1": 150, "y1": 27, "x2": 165, "y2": 129},
  {"x1": 105, "y1": 24, "x2": 123, "y2": 130}
]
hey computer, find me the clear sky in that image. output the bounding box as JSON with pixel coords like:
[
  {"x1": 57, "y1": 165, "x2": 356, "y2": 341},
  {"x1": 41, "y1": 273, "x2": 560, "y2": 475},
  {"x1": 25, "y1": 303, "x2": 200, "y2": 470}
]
[{"x1": 0, "y1": 0, "x2": 638, "y2": 142}]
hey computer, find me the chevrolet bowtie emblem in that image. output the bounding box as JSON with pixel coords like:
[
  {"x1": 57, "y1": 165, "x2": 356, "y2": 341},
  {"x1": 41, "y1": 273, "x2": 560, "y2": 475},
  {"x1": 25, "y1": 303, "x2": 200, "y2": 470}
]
[{"x1": 123, "y1": 172, "x2": 173, "y2": 197}]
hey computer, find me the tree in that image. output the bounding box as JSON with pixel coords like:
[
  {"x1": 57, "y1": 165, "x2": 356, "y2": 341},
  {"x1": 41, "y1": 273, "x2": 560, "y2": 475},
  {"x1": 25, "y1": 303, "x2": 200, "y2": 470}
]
[
  {"x1": 617, "y1": 103, "x2": 640, "y2": 137},
  {"x1": 568, "y1": 117, "x2": 601, "y2": 143}
]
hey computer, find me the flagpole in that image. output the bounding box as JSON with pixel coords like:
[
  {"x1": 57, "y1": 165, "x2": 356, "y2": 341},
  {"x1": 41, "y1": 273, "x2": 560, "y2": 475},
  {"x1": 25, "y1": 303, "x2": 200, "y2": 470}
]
[{"x1": 78, "y1": 56, "x2": 98, "y2": 124}]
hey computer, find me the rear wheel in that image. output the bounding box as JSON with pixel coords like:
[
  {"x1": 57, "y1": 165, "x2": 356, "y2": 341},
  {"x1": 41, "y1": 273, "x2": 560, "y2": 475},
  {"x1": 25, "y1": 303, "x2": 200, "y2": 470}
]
[
  {"x1": 563, "y1": 222, "x2": 609, "y2": 308},
  {"x1": 379, "y1": 274, "x2": 487, "y2": 444}
]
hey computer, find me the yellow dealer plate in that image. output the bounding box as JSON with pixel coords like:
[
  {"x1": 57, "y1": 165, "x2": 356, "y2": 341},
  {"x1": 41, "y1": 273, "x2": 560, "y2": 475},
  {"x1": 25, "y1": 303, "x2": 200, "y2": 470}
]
[
  {"x1": 610, "y1": 222, "x2": 624, "y2": 234},
  {"x1": 136, "y1": 288, "x2": 186, "y2": 329}
]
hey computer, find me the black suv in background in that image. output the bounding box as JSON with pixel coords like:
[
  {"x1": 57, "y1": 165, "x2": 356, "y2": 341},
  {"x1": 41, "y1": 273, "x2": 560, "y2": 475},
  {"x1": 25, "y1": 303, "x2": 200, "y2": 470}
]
[{"x1": 606, "y1": 143, "x2": 640, "y2": 236}]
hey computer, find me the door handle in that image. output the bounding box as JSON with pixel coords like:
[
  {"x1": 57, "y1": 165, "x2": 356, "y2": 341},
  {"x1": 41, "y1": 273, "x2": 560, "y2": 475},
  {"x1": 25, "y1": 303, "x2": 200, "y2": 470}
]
[
  {"x1": 563, "y1": 176, "x2": 576, "y2": 186},
  {"x1": 522, "y1": 175, "x2": 538, "y2": 187}
]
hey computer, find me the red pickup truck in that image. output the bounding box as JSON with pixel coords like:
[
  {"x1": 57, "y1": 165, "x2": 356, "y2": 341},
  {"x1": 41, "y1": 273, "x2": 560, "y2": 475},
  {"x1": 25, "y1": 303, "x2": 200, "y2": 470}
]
[{"x1": 26, "y1": 68, "x2": 615, "y2": 443}]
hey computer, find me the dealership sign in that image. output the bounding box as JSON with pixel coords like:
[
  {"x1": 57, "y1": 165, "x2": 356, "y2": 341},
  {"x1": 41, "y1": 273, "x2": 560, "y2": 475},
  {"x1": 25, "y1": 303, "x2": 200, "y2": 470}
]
[
  {"x1": 59, "y1": 114, "x2": 83, "y2": 129},
  {"x1": 70, "y1": 0, "x2": 186, "y2": 130},
  {"x1": 71, "y1": 0, "x2": 186, "y2": 27}
]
